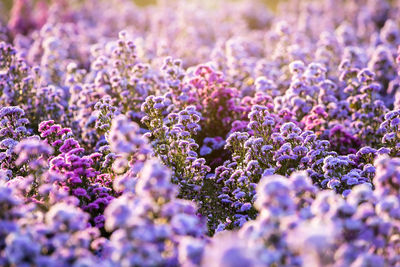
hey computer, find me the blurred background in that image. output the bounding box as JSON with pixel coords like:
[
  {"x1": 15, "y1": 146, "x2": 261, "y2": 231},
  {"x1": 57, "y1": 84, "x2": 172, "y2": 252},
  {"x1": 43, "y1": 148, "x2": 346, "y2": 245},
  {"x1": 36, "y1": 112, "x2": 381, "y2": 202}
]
[{"x1": 1, "y1": 0, "x2": 283, "y2": 15}]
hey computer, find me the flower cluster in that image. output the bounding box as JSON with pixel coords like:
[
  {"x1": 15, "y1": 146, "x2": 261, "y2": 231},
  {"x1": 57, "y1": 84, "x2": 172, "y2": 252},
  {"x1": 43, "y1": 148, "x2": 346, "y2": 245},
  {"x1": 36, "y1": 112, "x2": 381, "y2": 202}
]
[
  {"x1": 105, "y1": 160, "x2": 206, "y2": 266},
  {"x1": 216, "y1": 162, "x2": 400, "y2": 266},
  {"x1": 1, "y1": 0, "x2": 400, "y2": 265}
]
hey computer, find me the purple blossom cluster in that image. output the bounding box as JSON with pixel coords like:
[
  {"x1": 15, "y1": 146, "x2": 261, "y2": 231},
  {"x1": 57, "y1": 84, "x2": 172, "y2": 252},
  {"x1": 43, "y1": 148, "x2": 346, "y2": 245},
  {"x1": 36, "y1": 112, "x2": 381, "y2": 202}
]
[{"x1": 1, "y1": 0, "x2": 400, "y2": 266}]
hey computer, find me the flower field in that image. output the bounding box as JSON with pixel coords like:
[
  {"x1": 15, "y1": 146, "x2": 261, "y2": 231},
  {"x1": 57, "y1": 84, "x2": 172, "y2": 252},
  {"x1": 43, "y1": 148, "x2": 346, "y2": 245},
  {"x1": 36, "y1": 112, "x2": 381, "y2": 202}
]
[{"x1": 0, "y1": 0, "x2": 400, "y2": 266}]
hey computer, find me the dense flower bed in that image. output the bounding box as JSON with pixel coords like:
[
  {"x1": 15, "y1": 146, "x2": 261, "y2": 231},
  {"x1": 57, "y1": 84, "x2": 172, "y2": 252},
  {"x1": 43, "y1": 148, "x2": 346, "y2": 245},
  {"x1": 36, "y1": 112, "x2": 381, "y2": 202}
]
[{"x1": 0, "y1": 0, "x2": 400, "y2": 266}]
